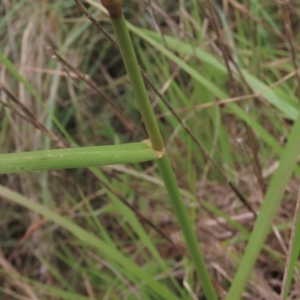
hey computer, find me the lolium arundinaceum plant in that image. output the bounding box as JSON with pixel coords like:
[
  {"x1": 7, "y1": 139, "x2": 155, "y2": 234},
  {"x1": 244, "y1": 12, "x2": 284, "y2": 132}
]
[{"x1": 1, "y1": 1, "x2": 300, "y2": 299}]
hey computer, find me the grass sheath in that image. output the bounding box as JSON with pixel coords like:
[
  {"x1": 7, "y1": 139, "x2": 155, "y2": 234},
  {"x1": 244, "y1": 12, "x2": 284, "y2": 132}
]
[
  {"x1": 102, "y1": 2, "x2": 218, "y2": 299},
  {"x1": 0, "y1": 142, "x2": 158, "y2": 174}
]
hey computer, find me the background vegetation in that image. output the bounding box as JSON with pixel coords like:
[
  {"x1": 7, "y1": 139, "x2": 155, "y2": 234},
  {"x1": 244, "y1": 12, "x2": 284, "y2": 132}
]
[{"x1": 1, "y1": 0, "x2": 300, "y2": 299}]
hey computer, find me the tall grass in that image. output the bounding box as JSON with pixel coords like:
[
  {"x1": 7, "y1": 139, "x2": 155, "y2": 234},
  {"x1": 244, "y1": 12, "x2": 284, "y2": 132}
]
[{"x1": 1, "y1": 1, "x2": 300, "y2": 299}]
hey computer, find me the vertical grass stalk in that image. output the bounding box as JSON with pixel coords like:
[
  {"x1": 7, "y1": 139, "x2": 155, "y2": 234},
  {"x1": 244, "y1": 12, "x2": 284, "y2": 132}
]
[{"x1": 101, "y1": 1, "x2": 218, "y2": 299}]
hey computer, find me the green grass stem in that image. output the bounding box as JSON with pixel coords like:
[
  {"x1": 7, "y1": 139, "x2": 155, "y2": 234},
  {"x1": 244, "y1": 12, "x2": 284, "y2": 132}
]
[
  {"x1": 109, "y1": 14, "x2": 164, "y2": 152},
  {"x1": 0, "y1": 141, "x2": 158, "y2": 174},
  {"x1": 104, "y1": 5, "x2": 218, "y2": 299},
  {"x1": 157, "y1": 154, "x2": 217, "y2": 300}
]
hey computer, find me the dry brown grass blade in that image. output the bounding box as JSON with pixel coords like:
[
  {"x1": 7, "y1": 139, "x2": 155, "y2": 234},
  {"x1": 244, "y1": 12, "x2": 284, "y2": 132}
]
[
  {"x1": 0, "y1": 81, "x2": 66, "y2": 148},
  {"x1": 246, "y1": 125, "x2": 266, "y2": 195},
  {"x1": 205, "y1": 0, "x2": 286, "y2": 118},
  {"x1": 205, "y1": 0, "x2": 237, "y2": 92},
  {"x1": 157, "y1": 69, "x2": 299, "y2": 117},
  {"x1": 0, "y1": 249, "x2": 39, "y2": 300},
  {"x1": 228, "y1": 0, "x2": 300, "y2": 52},
  {"x1": 74, "y1": 0, "x2": 256, "y2": 216},
  {"x1": 8, "y1": 218, "x2": 49, "y2": 262}
]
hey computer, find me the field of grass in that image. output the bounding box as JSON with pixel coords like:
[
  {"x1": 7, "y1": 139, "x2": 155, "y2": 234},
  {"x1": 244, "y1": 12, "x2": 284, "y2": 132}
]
[{"x1": 1, "y1": 0, "x2": 300, "y2": 299}]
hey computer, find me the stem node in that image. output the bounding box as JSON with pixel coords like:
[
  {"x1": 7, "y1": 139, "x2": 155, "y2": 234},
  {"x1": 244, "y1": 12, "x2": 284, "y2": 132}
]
[{"x1": 101, "y1": 0, "x2": 123, "y2": 19}]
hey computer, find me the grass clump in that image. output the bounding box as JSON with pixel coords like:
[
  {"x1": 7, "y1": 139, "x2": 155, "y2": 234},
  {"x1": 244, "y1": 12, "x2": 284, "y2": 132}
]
[{"x1": 1, "y1": 1, "x2": 300, "y2": 299}]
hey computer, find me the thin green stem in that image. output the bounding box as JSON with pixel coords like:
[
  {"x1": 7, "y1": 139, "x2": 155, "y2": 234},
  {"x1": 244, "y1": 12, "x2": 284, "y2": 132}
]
[
  {"x1": 109, "y1": 15, "x2": 164, "y2": 151},
  {"x1": 0, "y1": 141, "x2": 158, "y2": 174},
  {"x1": 157, "y1": 154, "x2": 218, "y2": 300},
  {"x1": 102, "y1": 3, "x2": 218, "y2": 299}
]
